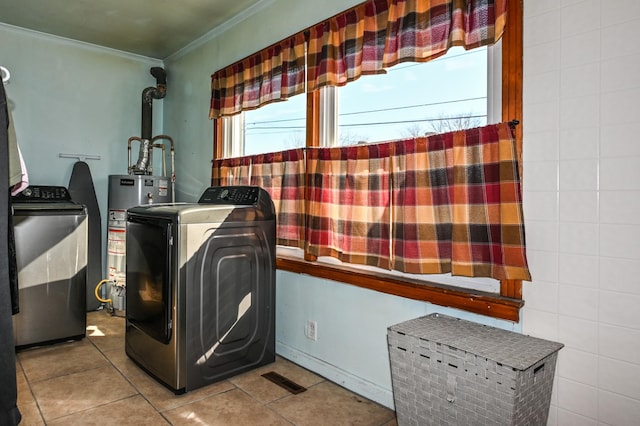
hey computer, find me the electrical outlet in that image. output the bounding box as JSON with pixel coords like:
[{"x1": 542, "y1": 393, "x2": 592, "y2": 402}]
[{"x1": 305, "y1": 320, "x2": 318, "y2": 341}]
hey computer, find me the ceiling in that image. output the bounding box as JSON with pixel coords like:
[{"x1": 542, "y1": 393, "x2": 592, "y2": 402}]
[{"x1": 0, "y1": 0, "x2": 265, "y2": 59}]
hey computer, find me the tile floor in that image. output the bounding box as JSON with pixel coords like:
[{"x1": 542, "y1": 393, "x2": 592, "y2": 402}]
[{"x1": 15, "y1": 310, "x2": 397, "y2": 425}]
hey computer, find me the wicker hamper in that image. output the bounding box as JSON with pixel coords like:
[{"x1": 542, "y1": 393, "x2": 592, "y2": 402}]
[{"x1": 388, "y1": 314, "x2": 564, "y2": 426}]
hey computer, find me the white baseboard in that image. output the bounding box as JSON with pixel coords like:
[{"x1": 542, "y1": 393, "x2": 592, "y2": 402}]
[{"x1": 276, "y1": 341, "x2": 395, "y2": 409}]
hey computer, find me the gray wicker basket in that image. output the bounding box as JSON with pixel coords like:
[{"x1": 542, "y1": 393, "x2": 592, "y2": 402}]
[{"x1": 388, "y1": 314, "x2": 564, "y2": 426}]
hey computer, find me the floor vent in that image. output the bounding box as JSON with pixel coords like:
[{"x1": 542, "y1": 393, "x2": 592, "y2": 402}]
[{"x1": 261, "y1": 371, "x2": 307, "y2": 394}]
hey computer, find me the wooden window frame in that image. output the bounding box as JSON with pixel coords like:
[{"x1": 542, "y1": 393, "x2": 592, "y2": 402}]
[{"x1": 213, "y1": 0, "x2": 524, "y2": 322}]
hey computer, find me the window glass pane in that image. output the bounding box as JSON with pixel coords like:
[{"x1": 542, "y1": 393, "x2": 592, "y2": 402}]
[
  {"x1": 336, "y1": 46, "x2": 488, "y2": 146},
  {"x1": 242, "y1": 94, "x2": 306, "y2": 155}
]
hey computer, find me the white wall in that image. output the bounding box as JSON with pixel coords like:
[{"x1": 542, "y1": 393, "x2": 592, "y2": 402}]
[
  {"x1": 0, "y1": 23, "x2": 163, "y2": 275},
  {"x1": 522, "y1": 1, "x2": 640, "y2": 424}
]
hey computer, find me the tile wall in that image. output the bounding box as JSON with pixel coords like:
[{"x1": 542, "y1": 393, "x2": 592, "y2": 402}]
[{"x1": 521, "y1": 0, "x2": 640, "y2": 424}]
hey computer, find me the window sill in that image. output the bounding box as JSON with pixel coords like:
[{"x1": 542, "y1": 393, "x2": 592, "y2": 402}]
[{"x1": 276, "y1": 255, "x2": 524, "y2": 322}]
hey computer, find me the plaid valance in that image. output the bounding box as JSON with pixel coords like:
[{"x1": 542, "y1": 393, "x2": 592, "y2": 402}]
[
  {"x1": 210, "y1": 0, "x2": 507, "y2": 117},
  {"x1": 209, "y1": 33, "x2": 306, "y2": 119},
  {"x1": 211, "y1": 122, "x2": 530, "y2": 281},
  {"x1": 307, "y1": 0, "x2": 507, "y2": 90}
]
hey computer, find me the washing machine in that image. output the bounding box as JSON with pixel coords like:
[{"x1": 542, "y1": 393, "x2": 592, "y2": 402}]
[
  {"x1": 12, "y1": 185, "x2": 88, "y2": 349},
  {"x1": 124, "y1": 186, "x2": 276, "y2": 393}
]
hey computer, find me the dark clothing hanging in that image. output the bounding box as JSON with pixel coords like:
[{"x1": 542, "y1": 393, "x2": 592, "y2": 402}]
[{"x1": 0, "y1": 78, "x2": 22, "y2": 426}]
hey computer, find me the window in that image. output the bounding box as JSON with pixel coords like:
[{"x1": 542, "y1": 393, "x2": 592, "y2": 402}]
[
  {"x1": 334, "y1": 46, "x2": 490, "y2": 146},
  {"x1": 212, "y1": 0, "x2": 524, "y2": 321},
  {"x1": 243, "y1": 94, "x2": 307, "y2": 155}
]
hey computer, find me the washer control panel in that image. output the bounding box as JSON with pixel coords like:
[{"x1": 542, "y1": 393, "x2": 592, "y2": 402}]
[
  {"x1": 13, "y1": 185, "x2": 72, "y2": 202},
  {"x1": 198, "y1": 186, "x2": 260, "y2": 205}
]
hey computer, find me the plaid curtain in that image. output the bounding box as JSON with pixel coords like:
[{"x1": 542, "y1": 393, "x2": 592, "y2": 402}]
[
  {"x1": 307, "y1": 0, "x2": 507, "y2": 91},
  {"x1": 211, "y1": 156, "x2": 252, "y2": 186},
  {"x1": 209, "y1": 33, "x2": 306, "y2": 119},
  {"x1": 251, "y1": 149, "x2": 306, "y2": 248},
  {"x1": 210, "y1": 124, "x2": 529, "y2": 280},
  {"x1": 391, "y1": 122, "x2": 530, "y2": 280},
  {"x1": 209, "y1": 0, "x2": 506, "y2": 117},
  {"x1": 306, "y1": 143, "x2": 392, "y2": 269}
]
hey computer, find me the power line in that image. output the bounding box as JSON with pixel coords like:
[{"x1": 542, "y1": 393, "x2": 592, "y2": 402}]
[
  {"x1": 245, "y1": 96, "x2": 486, "y2": 127},
  {"x1": 340, "y1": 114, "x2": 487, "y2": 128},
  {"x1": 245, "y1": 114, "x2": 487, "y2": 132},
  {"x1": 340, "y1": 97, "x2": 486, "y2": 117}
]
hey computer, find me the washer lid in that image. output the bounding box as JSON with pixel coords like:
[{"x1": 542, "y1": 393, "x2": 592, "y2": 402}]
[{"x1": 13, "y1": 202, "x2": 86, "y2": 212}]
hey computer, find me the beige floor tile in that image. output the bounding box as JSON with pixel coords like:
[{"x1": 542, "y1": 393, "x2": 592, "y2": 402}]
[
  {"x1": 86, "y1": 309, "x2": 125, "y2": 327},
  {"x1": 163, "y1": 388, "x2": 291, "y2": 425},
  {"x1": 268, "y1": 381, "x2": 395, "y2": 426},
  {"x1": 229, "y1": 356, "x2": 324, "y2": 404},
  {"x1": 47, "y1": 395, "x2": 170, "y2": 425},
  {"x1": 105, "y1": 347, "x2": 236, "y2": 412},
  {"x1": 86, "y1": 310, "x2": 126, "y2": 353},
  {"x1": 16, "y1": 362, "x2": 35, "y2": 406},
  {"x1": 15, "y1": 401, "x2": 44, "y2": 426},
  {"x1": 17, "y1": 339, "x2": 109, "y2": 383},
  {"x1": 15, "y1": 310, "x2": 397, "y2": 426},
  {"x1": 30, "y1": 364, "x2": 137, "y2": 421}
]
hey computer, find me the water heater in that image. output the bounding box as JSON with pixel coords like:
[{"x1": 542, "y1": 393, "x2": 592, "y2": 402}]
[{"x1": 107, "y1": 175, "x2": 172, "y2": 310}]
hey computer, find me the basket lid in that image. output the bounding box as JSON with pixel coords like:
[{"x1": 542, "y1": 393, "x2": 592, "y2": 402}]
[{"x1": 389, "y1": 313, "x2": 564, "y2": 371}]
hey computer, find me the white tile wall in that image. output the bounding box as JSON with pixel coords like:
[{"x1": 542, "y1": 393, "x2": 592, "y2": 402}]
[
  {"x1": 523, "y1": 0, "x2": 640, "y2": 423},
  {"x1": 556, "y1": 408, "x2": 599, "y2": 426},
  {"x1": 558, "y1": 253, "x2": 599, "y2": 287},
  {"x1": 599, "y1": 224, "x2": 640, "y2": 259},
  {"x1": 526, "y1": 249, "x2": 560, "y2": 282},
  {"x1": 599, "y1": 358, "x2": 640, "y2": 400},
  {"x1": 598, "y1": 391, "x2": 640, "y2": 426},
  {"x1": 601, "y1": 54, "x2": 640, "y2": 92},
  {"x1": 598, "y1": 291, "x2": 640, "y2": 329},
  {"x1": 599, "y1": 257, "x2": 640, "y2": 294},
  {"x1": 524, "y1": 42, "x2": 561, "y2": 75},
  {"x1": 557, "y1": 347, "x2": 599, "y2": 386},
  {"x1": 559, "y1": 0, "x2": 601, "y2": 37},
  {"x1": 521, "y1": 280, "x2": 558, "y2": 312},
  {"x1": 599, "y1": 323, "x2": 640, "y2": 365},
  {"x1": 599, "y1": 191, "x2": 640, "y2": 225},
  {"x1": 559, "y1": 127, "x2": 599, "y2": 159},
  {"x1": 558, "y1": 159, "x2": 597, "y2": 191},
  {"x1": 600, "y1": 123, "x2": 640, "y2": 157},
  {"x1": 558, "y1": 315, "x2": 598, "y2": 353},
  {"x1": 557, "y1": 378, "x2": 599, "y2": 419},
  {"x1": 559, "y1": 191, "x2": 598, "y2": 223}
]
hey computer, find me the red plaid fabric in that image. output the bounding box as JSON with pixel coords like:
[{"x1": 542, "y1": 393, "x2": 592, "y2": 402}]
[
  {"x1": 211, "y1": 156, "x2": 252, "y2": 186},
  {"x1": 251, "y1": 149, "x2": 306, "y2": 248},
  {"x1": 307, "y1": 0, "x2": 507, "y2": 91},
  {"x1": 306, "y1": 0, "x2": 390, "y2": 89},
  {"x1": 306, "y1": 143, "x2": 392, "y2": 269},
  {"x1": 391, "y1": 122, "x2": 530, "y2": 280},
  {"x1": 210, "y1": 0, "x2": 506, "y2": 117},
  {"x1": 211, "y1": 124, "x2": 529, "y2": 280},
  {"x1": 209, "y1": 33, "x2": 306, "y2": 119}
]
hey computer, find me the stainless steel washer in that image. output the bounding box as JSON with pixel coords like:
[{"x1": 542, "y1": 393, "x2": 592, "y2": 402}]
[
  {"x1": 125, "y1": 186, "x2": 276, "y2": 393},
  {"x1": 12, "y1": 185, "x2": 88, "y2": 349}
]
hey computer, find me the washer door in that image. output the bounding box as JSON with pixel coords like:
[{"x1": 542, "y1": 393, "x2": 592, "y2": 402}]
[
  {"x1": 185, "y1": 220, "x2": 275, "y2": 387},
  {"x1": 126, "y1": 216, "x2": 174, "y2": 344}
]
